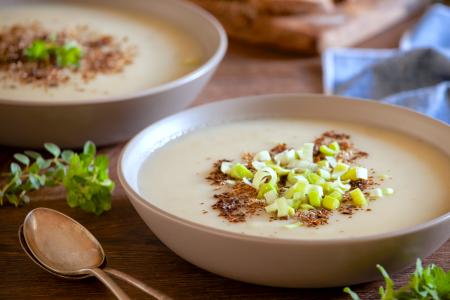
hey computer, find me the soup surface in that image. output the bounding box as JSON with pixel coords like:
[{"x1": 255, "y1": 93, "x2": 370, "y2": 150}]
[
  {"x1": 0, "y1": 3, "x2": 203, "y2": 101},
  {"x1": 138, "y1": 118, "x2": 450, "y2": 240}
]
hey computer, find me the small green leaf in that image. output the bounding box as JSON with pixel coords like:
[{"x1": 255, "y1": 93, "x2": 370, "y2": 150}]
[
  {"x1": 24, "y1": 150, "x2": 42, "y2": 159},
  {"x1": 80, "y1": 199, "x2": 96, "y2": 213},
  {"x1": 24, "y1": 40, "x2": 48, "y2": 61},
  {"x1": 14, "y1": 154, "x2": 30, "y2": 165},
  {"x1": 67, "y1": 191, "x2": 80, "y2": 208},
  {"x1": 11, "y1": 163, "x2": 21, "y2": 176},
  {"x1": 44, "y1": 179, "x2": 58, "y2": 188},
  {"x1": 29, "y1": 176, "x2": 40, "y2": 189},
  {"x1": 70, "y1": 154, "x2": 80, "y2": 166},
  {"x1": 94, "y1": 155, "x2": 109, "y2": 171},
  {"x1": 44, "y1": 168, "x2": 56, "y2": 177},
  {"x1": 6, "y1": 193, "x2": 18, "y2": 205},
  {"x1": 29, "y1": 162, "x2": 40, "y2": 174},
  {"x1": 22, "y1": 195, "x2": 30, "y2": 203},
  {"x1": 0, "y1": 190, "x2": 3, "y2": 196},
  {"x1": 61, "y1": 150, "x2": 74, "y2": 164},
  {"x1": 343, "y1": 287, "x2": 362, "y2": 300},
  {"x1": 20, "y1": 181, "x2": 33, "y2": 191},
  {"x1": 44, "y1": 143, "x2": 61, "y2": 158},
  {"x1": 55, "y1": 169, "x2": 65, "y2": 181},
  {"x1": 83, "y1": 141, "x2": 96, "y2": 157}
]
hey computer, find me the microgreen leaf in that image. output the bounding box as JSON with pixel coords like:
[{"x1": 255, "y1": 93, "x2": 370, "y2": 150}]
[
  {"x1": 14, "y1": 154, "x2": 30, "y2": 166},
  {"x1": 44, "y1": 179, "x2": 58, "y2": 188},
  {"x1": 94, "y1": 155, "x2": 109, "y2": 171},
  {"x1": 84, "y1": 141, "x2": 96, "y2": 156},
  {"x1": 10, "y1": 163, "x2": 21, "y2": 176},
  {"x1": 23, "y1": 40, "x2": 48, "y2": 61},
  {"x1": 6, "y1": 193, "x2": 18, "y2": 205},
  {"x1": 44, "y1": 143, "x2": 61, "y2": 158},
  {"x1": 61, "y1": 150, "x2": 74, "y2": 164},
  {"x1": 29, "y1": 162, "x2": 40, "y2": 174},
  {"x1": 25, "y1": 150, "x2": 42, "y2": 159},
  {"x1": 22, "y1": 194, "x2": 30, "y2": 204},
  {"x1": 29, "y1": 176, "x2": 40, "y2": 190}
]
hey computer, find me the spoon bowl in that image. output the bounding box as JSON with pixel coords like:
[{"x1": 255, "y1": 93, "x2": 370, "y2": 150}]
[{"x1": 21, "y1": 208, "x2": 173, "y2": 300}]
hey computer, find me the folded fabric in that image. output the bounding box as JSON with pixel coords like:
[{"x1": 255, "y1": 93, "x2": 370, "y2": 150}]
[{"x1": 322, "y1": 4, "x2": 450, "y2": 124}]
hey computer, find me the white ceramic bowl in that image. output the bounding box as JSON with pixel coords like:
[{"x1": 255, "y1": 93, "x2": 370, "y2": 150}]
[
  {"x1": 0, "y1": 0, "x2": 227, "y2": 148},
  {"x1": 118, "y1": 94, "x2": 450, "y2": 288}
]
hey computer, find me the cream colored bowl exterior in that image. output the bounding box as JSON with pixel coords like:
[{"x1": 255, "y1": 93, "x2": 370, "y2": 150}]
[
  {"x1": 118, "y1": 94, "x2": 450, "y2": 288},
  {"x1": 0, "y1": 0, "x2": 227, "y2": 148}
]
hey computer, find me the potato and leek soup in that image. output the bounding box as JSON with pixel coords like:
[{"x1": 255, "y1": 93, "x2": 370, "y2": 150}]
[
  {"x1": 137, "y1": 118, "x2": 450, "y2": 240},
  {"x1": 0, "y1": 3, "x2": 203, "y2": 101}
]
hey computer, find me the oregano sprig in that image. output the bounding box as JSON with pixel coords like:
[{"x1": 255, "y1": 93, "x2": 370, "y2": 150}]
[
  {"x1": 344, "y1": 259, "x2": 450, "y2": 300},
  {"x1": 0, "y1": 141, "x2": 114, "y2": 215}
]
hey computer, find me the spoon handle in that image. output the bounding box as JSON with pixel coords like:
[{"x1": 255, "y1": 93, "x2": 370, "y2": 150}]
[
  {"x1": 84, "y1": 267, "x2": 131, "y2": 300},
  {"x1": 105, "y1": 268, "x2": 173, "y2": 300}
]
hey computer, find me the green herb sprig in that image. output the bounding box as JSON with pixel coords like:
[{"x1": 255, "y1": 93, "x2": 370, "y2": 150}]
[
  {"x1": 345, "y1": 259, "x2": 450, "y2": 300},
  {"x1": 0, "y1": 141, "x2": 114, "y2": 215},
  {"x1": 24, "y1": 35, "x2": 83, "y2": 67}
]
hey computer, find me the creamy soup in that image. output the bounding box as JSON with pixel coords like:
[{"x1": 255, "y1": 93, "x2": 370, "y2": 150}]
[
  {"x1": 0, "y1": 3, "x2": 203, "y2": 101},
  {"x1": 137, "y1": 118, "x2": 450, "y2": 240}
]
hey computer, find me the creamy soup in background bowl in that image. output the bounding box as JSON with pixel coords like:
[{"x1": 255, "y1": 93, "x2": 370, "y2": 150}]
[
  {"x1": 118, "y1": 94, "x2": 450, "y2": 288},
  {"x1": 0, "y1": 0, "x2": 227, "y2": 148}
]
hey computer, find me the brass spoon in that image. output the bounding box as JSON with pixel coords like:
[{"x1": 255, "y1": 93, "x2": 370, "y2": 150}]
[{"x1": 21, "y1": 207, "x2": 172, "y2": 300}]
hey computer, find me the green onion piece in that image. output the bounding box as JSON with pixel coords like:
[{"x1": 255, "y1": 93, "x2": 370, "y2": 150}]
[
  {"x1": 283, "y1": 185, "x2": 296, "y2": 199},
  {"x1": 221, "y1": 162, "x2": 233, "y2": 174},
  {"x1": 320, "y1": 145, "x2": 338, "y2": 156},
  {"x1": 320, "y1": 182, "x2": 337, "y2": 194},
  {"x1": 283, "y1": 221, "x2": 303, "y2": 229},
  {"x1": 265, "y1": 202, "x2": 278, "y2": 213},
  {"x1": 296, "y1": 148, "x2": 303, "y2": 160},
  {"x1": 299, "y1": 204, "x2": 314, "y2": 210},
  {"x1": 306, "y1": 184, "x2": 324, "y2": 197},
  {"x1": 341, "y1": 167, "x2": 368, "y2": 181},
  {"x1": 276, "y1": 197, "x2": 289, "y2": 217},
  {"x1": 369, "y1": 188, "x2": 383, "y2": 198},
  {"x1": 318, "y1": 169, "x2": 331, "y2": 180},
  {"x1": 295, "y1": 181, "x2": 309, "y2": 194},
  {"x1": 257, "y1": 183, "x2": 278, "y2": 200},
  {"x1": 329, "y1": 141, "x2": 340, "y2": 152},
  {"x1": 253, "y1": 150, "x2": 271, "y2": 162},
  {"x1": 325, "y1": 156, "x2": 338, "y2": 168},
  {"x1": 328, "y1": 191, "x2": 342, "y2": 200},
  {"x1": 266, "y1": 163, "x2": 290, "y2": 176},
  {"x1": 319, "y1": 165, "x2": 333, "y2": 172},
  {"x1": 293, "y1": 199, "x2": 301, "y2": 210},
  {"x1": 382, "y1": 188, "x2": 394, "y2": 195},
  {"x1": 350, "y1": 188, "x2": 368, "y2": 206},
  {"x1": 301, "y1": 143, "x2": 314, "y2": 162},
  {"x1": 230, "y1": 163, "x2": 254, "y2": 179},
  {"x1": 226, "y1": 180, "x2": 236, "y2": 186},
  {"x1": 286, "y1": 199, "x2": 294, "y2": 208},
  {"x1": 322, "y1": 195, "x2": 340, "y2": 210},
  {"x1": 377, "y1": 174, "x2": 390, "y2": 179},
  {"x1": 274, "y1": 149, "x2": 296, "y2": 165},
  {"x1": 307, "y1": 173, "x2": 326, "y2": 185},
  {"x1": 252, "y1": 161, "x2": 267, "y2": 171},
  {"x1": 252, "y1": 167, "x2": 277, "y2": 189},
  {"x1": 337, "y1": 176, "x2": 351, "y2": 191},
  {"x1": 264, "y1": 190, "x2": 278, "y2": 204},
  {"x1": 287, "y1": 160, "x2": 319, "y2": 172},
  {"x1": 317, "y1": 160, "x2": 330, "y2": 168},
  {"x1": 331, "y1": 162, "x2": 350, "y2": 179},
  {"x1": 287, "y1": 169, "x2": 308, "y2": 185},
  {"x1": 293, "y1": 191, "x2": 306, "y2": 202},
  {"x1": 308, "y1": 190, "x2": 322, "y2": 208},
  {"x1": 287, "y1": 207, "x2": 295, "y2": 216},
  {"x1": 333, "y1": 187, "x2": 345, "y2": 195}
]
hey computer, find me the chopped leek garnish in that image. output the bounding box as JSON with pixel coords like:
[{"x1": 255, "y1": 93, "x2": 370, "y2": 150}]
[
  {"x1": 377, "y1": 174, "x2": 390, "y2": 179},
  {"x1": 287, "y1": 169, "x2": 308, "y2": 185},
  {"x1": 322, "y1": 195, "x2": 340, "y2": 210},
  {"x1": 276, "y1": 197, "x2": 289, "y2": 217},
  {"x1": 325, "y1": 156, "x2": 338, "y2": 168},
  {"x1": 369, "y1": 188, "x2": 383, "y2": 198},
  {"x1": 307, "y1": 173, "x2": 325, "y2": 185},
  {"x1": 283, "y1": 185, "x2": 296, "y2": 199},
  {"x1": 328, "y1": 191, "x2": 342, "y2": 200},
  {"x1": 329, "y1": 141, "x2": 340, "y2": 152},
  {"x1": 382, "y1": 188, "x2": 394, "y2": 195},
  {"x1": 293, "y1": 199, "x2": 301, "y2": 209},
  {"x1": 337, "y1": 176, "x2": 351, "y2": 191},
  {"x1": 299, "y1": 204, "x2": 314, "y2": 210},
  {"x1": 341, "y1": 167, "x2": 368, "y2": 181},
  {"x1": 252, "y1": 167, "x2": 277, "y2": 190},
  {"x1": 301, "y1": 143, "x2": 314, "y2": 162},
  {"x1": 266, "y1": 163, "x2": 290, "y2": 176},
  {"x1": 252, "y1": 161, "x2": 267, "y2": 171},
  {"x1": 331, "y1": 162, "x2": 349, "y2": 179},
  {"x1": 221, "y1": 162, "x2": 234, "y2": 174},
  {"x1": 265, "y1": 202, "x2": 278, "y2": 213},
  {"x1": 306, "y1": 184, "x2": 324, "y2": 197},
  {"x1": 317, "y1": 160, "x2": 330, "y2": 168},
  {"x1": 287, "y1": 160, "x2": 319, "y2": 172},
  {"x1": 286, "y1": 199, "x2": 294, "y2": 208},
  {"x1": 308, "y1": 190, "x2": 322, "y2": 207},
  {"x1": 293, "y1": 191, "x2": 306, "y2": 202},
  {"x1": 274, "y1": 149, "x2": 296, "y2": 165},
  {"x1": 230, "y1": 163, "x2": 254, "y2": 179},
  {"x1": 294, "y1": 180, "x2": 309, "y2": 194},
  {"x1": 320, "y1": 145, "x2": 338, "y2": 156},
  {"x1": 264, "y1": 189, "x2": 278, "y2": 204},
  {"x1": 283, "y1": 221, "x2": 303, "y2": 229},
  {"x1": 242, "y1": 177, "x2": 253, "y2": 186},
  {"x1": 258, "y1": 183, "x2": 278, "y2": 200},
  {"x1": 350, "y1": 188, "x2": 368, "y2": 206},
  {"x1": 226, "y1": 180, "x2": 236, "y2": 186},
  {"x1": 253, "y1": 150, "x2": 271, "y2": 162},
  {"x1": 287, "y1": 207, "x2": 295, "y2": 215},
  {"x1": 317, "y1": 169, "x2": 331, "y2": 180}
]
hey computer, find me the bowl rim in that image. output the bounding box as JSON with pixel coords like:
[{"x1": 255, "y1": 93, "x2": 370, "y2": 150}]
[
  {"x1": 0, "y1": 0, "x2": 228, "y2": 106},
  {"x1": 118, "y1": 93, "x2": 450, "y2": 246}
]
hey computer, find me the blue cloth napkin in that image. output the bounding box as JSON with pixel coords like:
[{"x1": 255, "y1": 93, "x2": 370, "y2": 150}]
[{"x1": 322, "y1": 4, "x2": 450, "y2": 124}]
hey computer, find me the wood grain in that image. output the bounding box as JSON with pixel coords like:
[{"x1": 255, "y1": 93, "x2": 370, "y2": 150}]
[{"x1": 1, "y1": 12, "x2": 446, "y2": 300}]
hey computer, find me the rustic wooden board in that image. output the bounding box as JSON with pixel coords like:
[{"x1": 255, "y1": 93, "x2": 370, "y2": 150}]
[{"x1": 189, "y1": 0, "x2": 430, "y2": 53}]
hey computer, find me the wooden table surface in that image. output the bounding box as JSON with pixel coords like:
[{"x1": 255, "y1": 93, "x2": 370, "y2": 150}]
[{"x1": 2, "y1": 12, "x2": 448, "y2": 300}]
